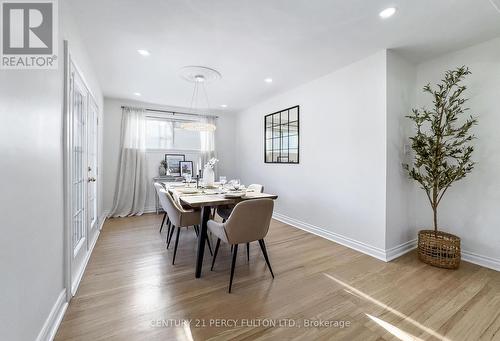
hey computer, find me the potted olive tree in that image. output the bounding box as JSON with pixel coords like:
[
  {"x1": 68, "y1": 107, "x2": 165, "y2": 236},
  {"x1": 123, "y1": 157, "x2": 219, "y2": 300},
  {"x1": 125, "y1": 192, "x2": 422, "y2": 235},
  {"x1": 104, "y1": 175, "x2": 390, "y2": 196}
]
[{"x1": 404, "y1": 66, "x2": 477, "y2": 269}]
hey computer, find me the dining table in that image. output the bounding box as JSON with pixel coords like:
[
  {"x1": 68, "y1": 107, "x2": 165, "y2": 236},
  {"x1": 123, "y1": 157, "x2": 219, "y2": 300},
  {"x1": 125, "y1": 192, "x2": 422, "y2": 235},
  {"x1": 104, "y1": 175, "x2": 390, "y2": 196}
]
[{"x1": 164, "y1": 183, "x2": 278, "y2": 278}]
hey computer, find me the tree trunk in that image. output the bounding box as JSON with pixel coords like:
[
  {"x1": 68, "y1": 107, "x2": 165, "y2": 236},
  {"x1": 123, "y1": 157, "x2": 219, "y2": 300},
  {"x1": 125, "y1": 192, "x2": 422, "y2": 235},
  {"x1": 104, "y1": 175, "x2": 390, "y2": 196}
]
[
  {"x1": 432, "y1": 204, "x2": 438, "y2": 233},
  {"x1": 432, "y1": 183, "x2": 438, "y2": 233}
]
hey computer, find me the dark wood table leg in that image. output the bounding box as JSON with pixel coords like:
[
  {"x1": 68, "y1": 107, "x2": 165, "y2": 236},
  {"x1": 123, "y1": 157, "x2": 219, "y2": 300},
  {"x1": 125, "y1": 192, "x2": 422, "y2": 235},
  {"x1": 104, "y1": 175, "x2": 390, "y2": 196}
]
[{"x1": 195, "y1": 206, "x2": 211, "y2": 278}]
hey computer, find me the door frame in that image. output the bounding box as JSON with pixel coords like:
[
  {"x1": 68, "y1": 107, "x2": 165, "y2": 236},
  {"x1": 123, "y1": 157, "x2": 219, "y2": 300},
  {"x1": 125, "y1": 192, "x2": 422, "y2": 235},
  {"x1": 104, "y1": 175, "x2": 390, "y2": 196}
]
[{"x1": 63, "y1": 40, "x2": 101, "y2": 300}]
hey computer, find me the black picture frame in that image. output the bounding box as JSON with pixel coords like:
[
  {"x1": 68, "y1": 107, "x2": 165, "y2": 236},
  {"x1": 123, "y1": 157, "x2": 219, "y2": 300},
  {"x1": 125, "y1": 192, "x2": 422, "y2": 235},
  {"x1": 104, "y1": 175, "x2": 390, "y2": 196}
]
[
  {"x1": 179, "y1": 161, "x2": 194, "y2": 177},
  {"x1": 165, "y1": 154, "x2": 185, "y2": 176},
  {"x1": 264, "y1": 105, "x2": 300, "y2": 164}
]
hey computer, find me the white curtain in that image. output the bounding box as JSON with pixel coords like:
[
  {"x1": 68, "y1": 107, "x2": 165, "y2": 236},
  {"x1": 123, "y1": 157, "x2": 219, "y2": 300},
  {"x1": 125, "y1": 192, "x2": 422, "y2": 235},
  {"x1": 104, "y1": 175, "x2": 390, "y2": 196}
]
[
  {"x1": 200, "y1": 116, "x2": 217, "y2": 174},
  {"x1": 109, "y1": 107, "x2": 148, "y2": 217}
]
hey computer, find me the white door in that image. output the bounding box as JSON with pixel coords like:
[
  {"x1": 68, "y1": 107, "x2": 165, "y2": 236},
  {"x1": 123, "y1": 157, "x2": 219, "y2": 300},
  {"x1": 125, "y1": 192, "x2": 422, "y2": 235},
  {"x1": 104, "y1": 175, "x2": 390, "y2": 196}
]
[
  {"x1": 87, "y1": 97, "x2": 98, "y2": 239},
  {"x1": 70, "y1": 63, "x2": 89, "y2": 291}
]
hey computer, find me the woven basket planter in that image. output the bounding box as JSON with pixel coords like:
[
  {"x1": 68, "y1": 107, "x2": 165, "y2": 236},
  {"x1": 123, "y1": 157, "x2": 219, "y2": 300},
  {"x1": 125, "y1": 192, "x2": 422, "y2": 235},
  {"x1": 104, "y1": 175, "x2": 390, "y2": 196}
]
[{"x1": 417, "y1": 230, "x2": 461, "y2": 269}]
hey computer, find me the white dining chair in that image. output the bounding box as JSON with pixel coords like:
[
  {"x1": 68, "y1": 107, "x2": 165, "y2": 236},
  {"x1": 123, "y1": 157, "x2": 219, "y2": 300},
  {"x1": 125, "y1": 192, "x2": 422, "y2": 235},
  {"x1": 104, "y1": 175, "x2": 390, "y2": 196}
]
[
  {"x1": 217, "y1": 184, "x2": 264, "y2": 221},
  {"x1": 158, "y1": 188, "x2": 212, "y2": 264},
  {"x1": 153, "y1": 182, "x2": 170, "y2": 235},
  {"x1": 247, "y1": 184, "x2": 264, "y2": 193}
]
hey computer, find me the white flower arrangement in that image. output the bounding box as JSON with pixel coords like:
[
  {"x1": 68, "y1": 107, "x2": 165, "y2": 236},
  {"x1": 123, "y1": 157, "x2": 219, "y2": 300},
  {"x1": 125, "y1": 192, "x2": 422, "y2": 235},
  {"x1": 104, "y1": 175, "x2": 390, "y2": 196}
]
[{"x1": 204, "y1": 158, "x2": 219, "y2": 169}]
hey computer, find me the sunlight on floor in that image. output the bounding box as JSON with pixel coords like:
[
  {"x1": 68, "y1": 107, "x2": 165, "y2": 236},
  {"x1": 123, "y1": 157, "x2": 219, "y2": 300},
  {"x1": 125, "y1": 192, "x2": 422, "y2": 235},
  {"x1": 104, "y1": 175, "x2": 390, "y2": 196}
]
[
  {"x1": 323, "y1": 273, "x2": 450, "y2": 341},
  {"x1": 366, "y1": 314, "x2": 425, "y2": 341},
  {"x1": 133, "y1": 285, "x2": 162, "y2": 311},
  {"x1": 183, "y1": 320, "x2": 195, "y2": 341},
  {"x1": 132, "y1": 265, "x2": 163, "y2": 311}
]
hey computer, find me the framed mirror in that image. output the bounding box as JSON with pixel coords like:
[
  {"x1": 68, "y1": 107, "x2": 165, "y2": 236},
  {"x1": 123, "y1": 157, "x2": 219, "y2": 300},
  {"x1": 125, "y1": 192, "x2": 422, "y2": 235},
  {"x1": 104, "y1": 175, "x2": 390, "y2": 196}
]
[{"x1": 264, "y1": 105, "x2": 299, "y2": 164}]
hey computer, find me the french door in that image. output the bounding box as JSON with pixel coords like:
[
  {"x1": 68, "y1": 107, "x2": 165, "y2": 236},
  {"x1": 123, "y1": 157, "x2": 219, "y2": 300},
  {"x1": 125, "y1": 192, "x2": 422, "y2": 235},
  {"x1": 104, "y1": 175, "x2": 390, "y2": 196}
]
[
  {"x1": 87, "y1": 97, "x2": 98, "y2": 234},
  {"x1": 68, "y1": 58, "x2": 99, "y2": 295}
]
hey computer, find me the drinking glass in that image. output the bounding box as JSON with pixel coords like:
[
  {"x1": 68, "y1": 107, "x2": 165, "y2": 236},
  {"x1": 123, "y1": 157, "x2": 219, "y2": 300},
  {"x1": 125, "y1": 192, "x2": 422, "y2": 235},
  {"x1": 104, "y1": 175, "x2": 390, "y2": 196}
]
[
  {"x1": 185, "y1": 173, "x2": 192, "y2": 186},
  {"x1": 233, "y1": 179, "x2": 241, "y2": 191},
  {"x1": 219, "y1": 176, "x2": 227, "y2": 186}
]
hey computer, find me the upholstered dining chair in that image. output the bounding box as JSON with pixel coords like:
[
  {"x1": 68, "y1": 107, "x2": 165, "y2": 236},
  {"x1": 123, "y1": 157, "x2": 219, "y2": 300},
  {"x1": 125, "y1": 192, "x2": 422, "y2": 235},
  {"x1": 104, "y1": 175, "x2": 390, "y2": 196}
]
[
  {"x1": 153, "y1": 182, "x2": 170, "y2": 234},
  {"x1": 217, "y1": 184, "x2": 264, "y2": 260},
  {"x1": 158, "y1": 188, "x2": 212, "y2": 264},
  {"x1": 217, "y1": 184, "x2": 264, "y2": 222},
  {"x1": 247, "y1": 183, "x2": 264, "y2": 193},
  {"x1": 208, "y1": 198, "x2": 275, "y2": 293}
]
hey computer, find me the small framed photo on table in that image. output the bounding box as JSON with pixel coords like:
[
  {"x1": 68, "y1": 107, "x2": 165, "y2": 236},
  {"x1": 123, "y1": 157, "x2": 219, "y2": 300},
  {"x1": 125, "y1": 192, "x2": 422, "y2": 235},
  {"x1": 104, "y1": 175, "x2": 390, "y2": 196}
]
[
  {"x1": 165, "y1": 154, "x2": 185, "y2": 176},
  {"x1": 179, "y1": 161, "x2": 194, "y2": 177}
]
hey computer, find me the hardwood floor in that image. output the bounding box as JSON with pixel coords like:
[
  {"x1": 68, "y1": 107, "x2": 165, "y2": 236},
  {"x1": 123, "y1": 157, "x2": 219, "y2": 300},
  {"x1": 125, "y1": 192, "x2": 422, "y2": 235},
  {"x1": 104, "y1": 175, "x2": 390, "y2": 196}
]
[{"x1": 55, "y1": 214, "x2": 500, "y2": 340}]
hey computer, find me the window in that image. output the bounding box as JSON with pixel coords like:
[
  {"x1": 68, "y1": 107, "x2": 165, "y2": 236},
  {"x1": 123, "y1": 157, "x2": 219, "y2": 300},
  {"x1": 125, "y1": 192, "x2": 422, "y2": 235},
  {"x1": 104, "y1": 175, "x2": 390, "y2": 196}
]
[
  {"x1": 146, "y1": 117, "x2": 173, "y2": 149},
  {"x1": 145, "y1": 117, "x2": 201, "y2": 150},
  {"x1": 173, "y1": 122, "x2": 201, "y2": 150}
]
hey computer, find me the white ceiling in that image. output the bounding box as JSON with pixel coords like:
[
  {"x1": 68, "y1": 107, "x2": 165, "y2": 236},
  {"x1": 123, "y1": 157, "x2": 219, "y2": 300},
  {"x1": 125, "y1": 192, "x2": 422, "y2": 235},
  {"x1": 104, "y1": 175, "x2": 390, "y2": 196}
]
[{"x1": 67, "y1": 0, "x2": 500, "y2": 112}]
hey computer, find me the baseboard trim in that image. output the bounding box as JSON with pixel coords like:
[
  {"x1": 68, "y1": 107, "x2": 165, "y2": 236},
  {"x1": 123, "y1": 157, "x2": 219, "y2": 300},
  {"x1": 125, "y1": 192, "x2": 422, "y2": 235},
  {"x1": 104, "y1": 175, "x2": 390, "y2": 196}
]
[
  {"x1": 385, "y1": 239, "x2": 417, "y2": 261},
  {"x1": 386, "y1": 238, "x2": 500, "y2": 271},
  {"x1": 272, "y1": 212, "x2": 388, "y2": 262},
  {"x1": 144, "y1": 206, "x2": 157, "y2": 214},
  {"x1": 273, "y1": 212, "x2": 499, "y2": 271},
  {"x1": 462, "y1": 250, "x2": 500, "y2": 272},
  {"x1": 105, "y1": 207, "x2": 157, "y2": 218},
  {"x1": 36, "y1": 289, "x2": 68, "y2": 341}
]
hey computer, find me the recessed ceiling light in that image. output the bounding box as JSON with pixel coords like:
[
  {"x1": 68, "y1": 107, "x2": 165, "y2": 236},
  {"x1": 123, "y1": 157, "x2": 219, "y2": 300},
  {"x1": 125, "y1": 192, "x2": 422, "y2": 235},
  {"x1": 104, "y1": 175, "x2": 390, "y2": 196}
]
[
  {"x1": 220, "y1": 104, "x2": 228, "y2": 108},
  {"x1": 137, "y1": 49, "x2": 150, "y2": 56},
  {"x1": 379, "y1": 7, "x2": 396, "y2": 19},
  {"x1": 133, "y1": 92, "x2": 141, "y2": 96},
  {"x1": 264, "y1": 78, "x2": 273, "y2": 83}
]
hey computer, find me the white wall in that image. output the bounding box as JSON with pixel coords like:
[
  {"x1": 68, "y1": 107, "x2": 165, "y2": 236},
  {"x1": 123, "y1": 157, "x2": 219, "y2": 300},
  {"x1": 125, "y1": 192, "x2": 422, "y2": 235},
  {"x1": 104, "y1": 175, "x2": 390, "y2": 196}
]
[
  {"x1": 102, "y1": 98, "x2": 237, "y2": 214},
  {"x1": 413, "y1": 37, "x2": 500, "y2": 266},
  {"x1": 232, "y1": 40, "x2": 500, "y2": 270},
  {"x1": 235, "y1": 51, "x2": 388, "y2": 252},
  {"x1": 385, "y1": 51, "x2": 418, "y2": 252},
  {"x1": 0, "y1": 2, "x2": 103, "y2": 340}
]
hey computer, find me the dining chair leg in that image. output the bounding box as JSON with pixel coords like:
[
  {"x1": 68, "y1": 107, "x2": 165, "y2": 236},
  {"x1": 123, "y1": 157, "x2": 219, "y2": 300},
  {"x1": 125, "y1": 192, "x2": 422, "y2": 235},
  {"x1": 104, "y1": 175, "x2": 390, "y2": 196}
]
[
  {"x1": 258, "y1": 239, "x2": 274, "y2": 278},
  {"x1": 194, "y1": 225, "x2": 199, "y2": 236},
  {"x1": 247, "y1": 242, "x2": 250, "y2": 262},
  {"x1": 229, "y1": 244, "x2": 238, "y2": 293},
  {"x1": 206, "y1": 237, "x2": 213, "y2": 256},
  {"x1": 159, "y1": 213, "x2": 166, "y2": 233},
  {"x1": 166, "y1": 225, "x2": 171, "y2": 246},
  {"x1": 167, "y1": 225, "x2": 176, "y2": 249},
  {"x1": 166, "y1": 221, "x2": 171, "y2": 241},
  {"x1": 230, "y1": 245, "x2": 233, "y2": 253},
  {"x1": 211, "y1": 238, "x2": 221, "y2": 271},
  {"x1": 172, "y1": 227, "x2": 181, "y2": 265}
]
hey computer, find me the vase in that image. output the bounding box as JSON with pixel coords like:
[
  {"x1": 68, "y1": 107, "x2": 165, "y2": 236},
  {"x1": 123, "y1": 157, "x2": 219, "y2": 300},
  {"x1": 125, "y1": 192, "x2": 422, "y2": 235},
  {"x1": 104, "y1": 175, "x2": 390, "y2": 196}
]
[
  {"x1": 159, "y1": 165, "x2": 166, "y2": 176},
  {"x1": 203, "y1": 166, "x2": 215, "y2": 186}
]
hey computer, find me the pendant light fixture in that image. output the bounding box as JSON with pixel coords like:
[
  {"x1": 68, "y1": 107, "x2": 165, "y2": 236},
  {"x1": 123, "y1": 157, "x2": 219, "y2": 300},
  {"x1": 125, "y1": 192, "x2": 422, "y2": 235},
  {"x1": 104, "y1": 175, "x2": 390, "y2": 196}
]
[{"x1": 178, "y1": 66, "x2": 221, "y2": 132}]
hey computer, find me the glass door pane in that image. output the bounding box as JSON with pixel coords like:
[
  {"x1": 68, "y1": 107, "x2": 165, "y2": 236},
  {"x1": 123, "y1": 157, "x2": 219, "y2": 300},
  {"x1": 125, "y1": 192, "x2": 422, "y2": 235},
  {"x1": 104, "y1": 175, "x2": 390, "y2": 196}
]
[
  {"x1": 72, "y1": 76, "x2": 87, "y2": 252},
  {"x1": 87, "y1": 98, "x2": 98, "y2": 232}
]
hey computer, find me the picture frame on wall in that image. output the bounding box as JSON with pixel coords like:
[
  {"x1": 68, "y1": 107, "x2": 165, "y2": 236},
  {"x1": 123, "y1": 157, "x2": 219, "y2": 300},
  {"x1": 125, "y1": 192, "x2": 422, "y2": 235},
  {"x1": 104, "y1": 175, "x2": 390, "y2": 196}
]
[
  {"x1": 165, "y1": 154, "x2": 185, "y2": 176},
  {"x1": 179, "y1": 161, "x2": 194, "y2": 177}
]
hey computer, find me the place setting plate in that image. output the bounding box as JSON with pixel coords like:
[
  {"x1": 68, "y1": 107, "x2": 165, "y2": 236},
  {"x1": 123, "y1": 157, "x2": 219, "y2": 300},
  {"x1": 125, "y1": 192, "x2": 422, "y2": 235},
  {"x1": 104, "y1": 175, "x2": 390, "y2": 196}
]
[{"x1": 177, "y1": 187, "x2": 201, "y2": 194}]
